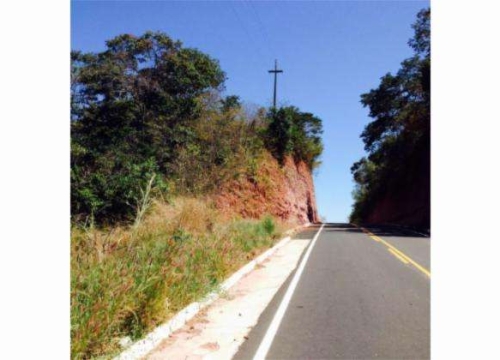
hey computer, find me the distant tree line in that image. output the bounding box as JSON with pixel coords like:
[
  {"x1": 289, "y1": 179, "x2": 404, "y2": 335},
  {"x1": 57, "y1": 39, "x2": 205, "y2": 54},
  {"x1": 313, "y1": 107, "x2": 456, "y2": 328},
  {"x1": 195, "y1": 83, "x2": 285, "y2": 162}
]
[
  {"x1": 350, "y1": 8, "x2": 430, "y2": 225},
  {"x1": 71, "y1": 32, "x2": 323, "y2": 224}
]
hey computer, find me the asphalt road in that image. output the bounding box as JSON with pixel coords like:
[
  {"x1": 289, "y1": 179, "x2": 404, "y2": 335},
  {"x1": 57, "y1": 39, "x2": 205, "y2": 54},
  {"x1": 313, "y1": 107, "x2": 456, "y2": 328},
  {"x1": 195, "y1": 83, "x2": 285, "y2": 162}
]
[{"x1": 234, "y1": 223, "x2": 430, "y2": 360}]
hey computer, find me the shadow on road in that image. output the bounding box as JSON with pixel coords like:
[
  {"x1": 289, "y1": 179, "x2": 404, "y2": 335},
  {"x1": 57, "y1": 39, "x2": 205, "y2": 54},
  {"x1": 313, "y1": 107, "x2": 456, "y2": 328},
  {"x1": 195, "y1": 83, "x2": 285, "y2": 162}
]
[
  {"x1": 321, "y1": 223, "x2": 363, "y2": 234},
  {"x1": 318, "y1": 223, "x2": 430, "y2": 238},
  {"x1": 361, "y1": 224, "x2": 430, "y2": 238}
]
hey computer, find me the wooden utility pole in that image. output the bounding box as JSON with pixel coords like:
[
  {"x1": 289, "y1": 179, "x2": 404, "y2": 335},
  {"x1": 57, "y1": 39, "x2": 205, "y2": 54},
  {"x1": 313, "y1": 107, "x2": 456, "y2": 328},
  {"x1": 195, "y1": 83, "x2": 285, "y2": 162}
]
[{"x1": 268, "y1": 59, "x2": 283, "y2": 108}]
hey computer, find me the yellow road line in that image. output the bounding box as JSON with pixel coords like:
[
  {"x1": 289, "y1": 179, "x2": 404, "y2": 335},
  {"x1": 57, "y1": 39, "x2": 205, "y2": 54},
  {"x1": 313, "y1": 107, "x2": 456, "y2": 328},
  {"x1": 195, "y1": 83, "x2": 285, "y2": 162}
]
[
  {"x1": 351, "y1": 223, "x2": 431, "y2": 278},
  {"x1": 388, "y1": 248, "x2": 410, "y2": 264}
]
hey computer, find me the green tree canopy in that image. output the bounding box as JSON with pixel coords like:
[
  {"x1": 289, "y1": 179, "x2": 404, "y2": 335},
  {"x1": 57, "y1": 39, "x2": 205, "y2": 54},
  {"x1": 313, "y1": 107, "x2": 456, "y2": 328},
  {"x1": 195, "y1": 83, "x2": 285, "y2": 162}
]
[
  {"x1": 265, "y1": 106, "x2": 323, "y2": 169},
  {"x1": 71, "y1": 32, "x2": 226, "y2": 222},
  {"x1": 350, "y1": 8, "x2": 430, "y2": 224}
]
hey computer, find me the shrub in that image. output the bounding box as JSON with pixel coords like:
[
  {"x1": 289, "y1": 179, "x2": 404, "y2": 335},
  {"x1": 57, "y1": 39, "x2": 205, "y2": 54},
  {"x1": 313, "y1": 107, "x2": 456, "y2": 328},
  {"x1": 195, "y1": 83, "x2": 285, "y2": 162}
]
[{"x1": 71, "y1": 156, "x2": 169, "y2": 224}]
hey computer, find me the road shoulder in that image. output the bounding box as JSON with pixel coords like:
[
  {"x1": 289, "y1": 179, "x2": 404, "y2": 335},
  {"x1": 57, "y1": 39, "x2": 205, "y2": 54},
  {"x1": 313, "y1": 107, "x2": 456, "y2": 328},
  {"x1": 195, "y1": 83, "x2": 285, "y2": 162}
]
[{"x1": 145, "y1": 238, "x2": 311, "y2": 360}]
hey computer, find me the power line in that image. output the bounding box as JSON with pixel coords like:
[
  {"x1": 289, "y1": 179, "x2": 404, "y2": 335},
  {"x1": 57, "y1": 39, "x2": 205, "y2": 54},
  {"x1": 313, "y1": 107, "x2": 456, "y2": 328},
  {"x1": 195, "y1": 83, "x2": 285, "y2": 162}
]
[
  {"x1": 228, "y1": 0, "x2": 266, "y2": 60},
  {"x1": 243, "y1": 0, "x2": 274, "y2": 56}
]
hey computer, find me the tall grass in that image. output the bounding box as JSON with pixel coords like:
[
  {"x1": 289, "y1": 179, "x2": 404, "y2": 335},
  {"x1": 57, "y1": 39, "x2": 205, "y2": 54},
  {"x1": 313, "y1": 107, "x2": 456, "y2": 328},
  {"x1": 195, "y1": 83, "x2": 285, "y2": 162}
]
[{"x1": 71, "y1": 197, "x2": 285, "y2": 359}]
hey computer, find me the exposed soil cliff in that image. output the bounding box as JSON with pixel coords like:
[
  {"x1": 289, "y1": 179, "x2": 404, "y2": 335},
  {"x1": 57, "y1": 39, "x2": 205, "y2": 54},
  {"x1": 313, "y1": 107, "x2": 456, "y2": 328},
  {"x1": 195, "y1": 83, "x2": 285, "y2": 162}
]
[
  {"x1": 361, "y1": 139, "x2": 430, "y2": 229},
  {"x1": 215, "y1": 154, "x2": 318, "y2": 225},
  {"x1": 363, "y1": 173, "x2": 430, "y2": 229}
]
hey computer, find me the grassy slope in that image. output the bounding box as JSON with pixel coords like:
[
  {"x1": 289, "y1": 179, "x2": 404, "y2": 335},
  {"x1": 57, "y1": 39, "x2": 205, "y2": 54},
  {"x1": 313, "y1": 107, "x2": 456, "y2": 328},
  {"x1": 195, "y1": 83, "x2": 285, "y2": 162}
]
[{"x1": 71, "y1": 197, "x2": 289, "y2": 359}]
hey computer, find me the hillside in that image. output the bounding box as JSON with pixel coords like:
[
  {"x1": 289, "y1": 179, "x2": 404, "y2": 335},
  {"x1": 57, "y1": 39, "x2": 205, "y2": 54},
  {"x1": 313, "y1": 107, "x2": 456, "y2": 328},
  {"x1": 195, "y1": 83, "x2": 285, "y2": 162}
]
[
  {"x1": 353, "y1": 138, "x2": 430, "y2": 228},
  {"x1": 216, "y1": 153, "x2": 318, "y2": 224},
  {"x1": 350, "y1": 9, "x2": 430, "y2": 230},
  {"x1": 71, "y1": 154, "x2": 318, "y2": 359},
  {"x1": 70, "y1": 31, "x2": 322, "y2": 359}
]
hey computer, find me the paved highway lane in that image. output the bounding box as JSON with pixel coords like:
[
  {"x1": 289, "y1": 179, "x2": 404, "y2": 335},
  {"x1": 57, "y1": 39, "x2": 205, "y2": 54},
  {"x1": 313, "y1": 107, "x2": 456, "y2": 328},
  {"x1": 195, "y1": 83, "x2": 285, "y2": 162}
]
[
  {"x1": 235, "y1": 223, "x2": 430, "y2": 360},
  {"x1": 361, "y1": 224, "x2": 430, "y2": 271}
]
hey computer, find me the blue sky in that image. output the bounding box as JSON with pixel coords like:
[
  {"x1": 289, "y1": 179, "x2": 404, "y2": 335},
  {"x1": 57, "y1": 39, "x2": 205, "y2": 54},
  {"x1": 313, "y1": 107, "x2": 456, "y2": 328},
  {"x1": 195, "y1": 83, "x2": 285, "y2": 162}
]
[{"x1": 71, "y1": 0, "x2": 429, "y2": 222}]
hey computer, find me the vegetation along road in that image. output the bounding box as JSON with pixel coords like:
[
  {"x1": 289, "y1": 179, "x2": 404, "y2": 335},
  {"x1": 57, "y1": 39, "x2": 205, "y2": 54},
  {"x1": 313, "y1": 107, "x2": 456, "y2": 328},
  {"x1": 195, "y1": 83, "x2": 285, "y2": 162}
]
[
  {"x1": 235, "y1": 224, "x2": 430, "y2": 360},
  {"x1": 70, "y1": 7, "x2": 431, "y2": 359}
]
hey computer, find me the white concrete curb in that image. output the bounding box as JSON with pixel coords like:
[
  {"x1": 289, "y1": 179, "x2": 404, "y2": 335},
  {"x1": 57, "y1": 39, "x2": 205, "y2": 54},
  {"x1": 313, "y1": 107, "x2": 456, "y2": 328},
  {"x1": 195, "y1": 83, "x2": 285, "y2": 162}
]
[{"x1": 115, "y1": 224, "x2": 309, "y2": 360}]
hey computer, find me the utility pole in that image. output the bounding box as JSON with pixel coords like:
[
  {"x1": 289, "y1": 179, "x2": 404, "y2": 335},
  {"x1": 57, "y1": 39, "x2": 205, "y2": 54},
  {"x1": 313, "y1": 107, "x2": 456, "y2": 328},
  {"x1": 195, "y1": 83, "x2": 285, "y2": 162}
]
[{"x1": 268, "y1": 59, "x2": 283, "y2": 109}]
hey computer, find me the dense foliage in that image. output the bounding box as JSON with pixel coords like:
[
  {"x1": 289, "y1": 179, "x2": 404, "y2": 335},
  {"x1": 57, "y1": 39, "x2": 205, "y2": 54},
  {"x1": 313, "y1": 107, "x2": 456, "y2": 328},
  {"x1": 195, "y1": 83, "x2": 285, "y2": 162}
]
[
  {"x1": 264, "y1": 106, "x2": 323, "y2": 169},
  {"x1": 71, "y1": 31, "x2": 323, "y2": 224},
  {"x1": 350, "y1": 8, "x2": 430, "y2": 224}
]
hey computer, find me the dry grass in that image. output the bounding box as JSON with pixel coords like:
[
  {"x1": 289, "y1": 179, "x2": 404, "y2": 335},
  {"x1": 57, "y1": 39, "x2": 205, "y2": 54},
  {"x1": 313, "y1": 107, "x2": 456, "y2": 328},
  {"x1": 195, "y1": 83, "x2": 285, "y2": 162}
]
[{"x1": 71, "y1": 197, "x2": 287, "y2": 359}]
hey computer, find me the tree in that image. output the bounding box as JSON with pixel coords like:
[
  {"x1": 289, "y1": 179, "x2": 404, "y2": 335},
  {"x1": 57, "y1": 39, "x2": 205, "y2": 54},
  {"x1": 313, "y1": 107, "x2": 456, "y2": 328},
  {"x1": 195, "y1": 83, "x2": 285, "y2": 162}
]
[
  {"x1": 350, "y1": 8, "x2": 430, "y2": 225},
  {"x1": 71, "y1": 31, "x2": 226, "y2": 222},
  {"x1": 265, "y1": 107, "x2": 294, "y2": 164},
  {"x1": 221, "y1": 95, "x2": 241, "y2": 113},
  {"x1": 265, "y1": 106, "x2": 323, "y2": 169},
  {"x1": 71, "y1": 31, "x2": 323, "y2": 224}
]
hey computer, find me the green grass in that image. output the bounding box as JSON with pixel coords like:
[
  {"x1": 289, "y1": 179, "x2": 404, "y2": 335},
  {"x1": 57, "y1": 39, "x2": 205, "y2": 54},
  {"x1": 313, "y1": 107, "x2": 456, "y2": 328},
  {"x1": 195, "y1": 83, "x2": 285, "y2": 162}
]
[{"x1": 71, "y1": 198, "x2": 284, "y2": 359}]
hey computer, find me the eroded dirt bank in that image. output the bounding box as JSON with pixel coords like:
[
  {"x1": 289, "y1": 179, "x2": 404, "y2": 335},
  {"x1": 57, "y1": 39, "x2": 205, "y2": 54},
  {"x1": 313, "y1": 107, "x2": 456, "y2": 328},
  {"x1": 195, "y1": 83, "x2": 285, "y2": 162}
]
[{"x1": 215, "y1": 154, "x2": 318, "y2": 225}]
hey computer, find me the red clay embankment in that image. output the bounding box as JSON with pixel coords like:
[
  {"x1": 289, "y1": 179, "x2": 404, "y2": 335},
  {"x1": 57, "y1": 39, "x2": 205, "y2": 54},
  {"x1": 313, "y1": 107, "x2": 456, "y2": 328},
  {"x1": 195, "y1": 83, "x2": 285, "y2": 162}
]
[{"x1": 215, "y1": 154, "x2": 318, "y2": 225}]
